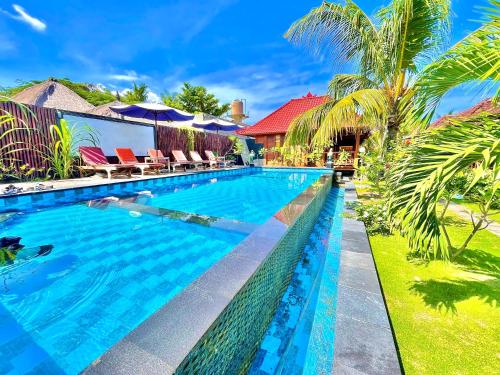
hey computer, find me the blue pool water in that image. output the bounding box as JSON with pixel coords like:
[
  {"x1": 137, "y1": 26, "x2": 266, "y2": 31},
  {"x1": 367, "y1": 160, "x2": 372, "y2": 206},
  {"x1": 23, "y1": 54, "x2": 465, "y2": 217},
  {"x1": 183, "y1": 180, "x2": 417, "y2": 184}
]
[
  {"x1": 0, "y1": 169, "x2": 325, "y2": 374},
  {"x1": 250, "y1": 188, "x2": 344, "y2": 375}
]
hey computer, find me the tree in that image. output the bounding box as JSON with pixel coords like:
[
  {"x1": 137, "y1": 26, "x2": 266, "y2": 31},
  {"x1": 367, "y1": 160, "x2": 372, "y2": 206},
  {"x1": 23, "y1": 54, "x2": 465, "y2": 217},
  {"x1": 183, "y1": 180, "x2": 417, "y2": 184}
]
[
  {"x1": 284, "y1": 0, "x2": 499, "y2": 149},
  {"x1": 122, "y1": 83, "x2": 149, "y2": 104},
  {"x1": 162, "y1": 82, "x2": 230, "y2": 116},
  {"x1": 387, "y1": 114, "x2": 500, "y2": 259}
]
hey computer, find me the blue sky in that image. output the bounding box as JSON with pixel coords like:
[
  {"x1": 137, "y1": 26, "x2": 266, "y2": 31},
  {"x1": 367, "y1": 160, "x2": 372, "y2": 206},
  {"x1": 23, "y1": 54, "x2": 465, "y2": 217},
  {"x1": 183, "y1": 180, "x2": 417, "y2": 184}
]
[{"x1": 0, "y1": 0, "x2": 493, "y2": 123}]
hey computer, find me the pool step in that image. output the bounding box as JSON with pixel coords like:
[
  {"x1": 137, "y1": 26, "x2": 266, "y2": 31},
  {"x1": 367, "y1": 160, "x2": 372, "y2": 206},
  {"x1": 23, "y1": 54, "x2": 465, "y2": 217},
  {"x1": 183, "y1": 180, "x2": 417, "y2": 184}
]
[{"x1": 85, "y1": 197, "x2": 259, "y2": 235}]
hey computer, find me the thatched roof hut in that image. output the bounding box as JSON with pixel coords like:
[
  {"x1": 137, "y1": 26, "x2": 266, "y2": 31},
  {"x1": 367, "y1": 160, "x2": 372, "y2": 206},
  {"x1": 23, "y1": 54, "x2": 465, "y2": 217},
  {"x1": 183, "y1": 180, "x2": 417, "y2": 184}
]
[
  {"x1": 87, "y1": 100, "x2": 124, "y2": 118},
  {"x1": 12, "y1": 79, "x2": 95, "y2": 113}
]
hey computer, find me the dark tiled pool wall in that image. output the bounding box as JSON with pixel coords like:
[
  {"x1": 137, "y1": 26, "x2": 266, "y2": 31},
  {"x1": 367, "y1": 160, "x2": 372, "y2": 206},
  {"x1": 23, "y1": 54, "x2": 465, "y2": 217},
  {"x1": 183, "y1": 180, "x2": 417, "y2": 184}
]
[{"x1": 174, "y1": 177, "x2": 332, "y2": 374}]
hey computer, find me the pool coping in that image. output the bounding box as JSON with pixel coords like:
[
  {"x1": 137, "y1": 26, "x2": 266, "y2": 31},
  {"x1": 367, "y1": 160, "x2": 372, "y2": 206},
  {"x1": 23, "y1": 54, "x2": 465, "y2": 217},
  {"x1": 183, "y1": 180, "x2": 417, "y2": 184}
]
[
  {"x1": 82, "y1": 171, "x2": 333, "y2": 374},
  {"x1": 332, "y1": 182, "x2": 401, "y2": 374}
]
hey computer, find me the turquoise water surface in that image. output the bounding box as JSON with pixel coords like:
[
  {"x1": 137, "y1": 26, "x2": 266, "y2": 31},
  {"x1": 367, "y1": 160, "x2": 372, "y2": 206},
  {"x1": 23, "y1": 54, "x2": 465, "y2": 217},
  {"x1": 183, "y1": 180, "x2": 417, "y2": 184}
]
[{"x1": 0, "y1": 169, "x2": 324, "y2": 374}]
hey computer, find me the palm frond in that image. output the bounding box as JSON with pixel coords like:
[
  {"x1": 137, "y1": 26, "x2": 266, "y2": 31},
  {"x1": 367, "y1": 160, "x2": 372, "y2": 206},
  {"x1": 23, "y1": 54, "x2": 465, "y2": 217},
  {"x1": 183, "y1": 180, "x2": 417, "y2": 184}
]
[
  {"x1": 381, "y1": 0, "x2": 451, "y2": 79},
  {"x1": 285, "y1": 0, "x2": 382, "y2": 77},
  {"x1": 284, "y1": 99, "x2": 337, "y2": 147},
  {"x1": 328, "y1": 74, "x2": 378, "y2": 100},
  {"x1": 414, "y1": 3, "x2": 500, "y2": 111},
  {"x1": 388, "y1": 114, "x2": 500, "y2": 258}
]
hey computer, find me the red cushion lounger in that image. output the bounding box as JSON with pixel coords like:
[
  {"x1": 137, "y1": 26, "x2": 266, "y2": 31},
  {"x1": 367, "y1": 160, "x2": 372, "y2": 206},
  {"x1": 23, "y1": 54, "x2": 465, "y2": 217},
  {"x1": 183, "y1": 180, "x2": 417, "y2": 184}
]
[
  {"x1": 115, "y1": 148, "x2": 163, "y2": 176},
  {"x1": 147, "y1": 149, "x2": 171, "y2": 172},
  {"x1": 79, "y1": 146, "x2": 134, "y2": 179}
]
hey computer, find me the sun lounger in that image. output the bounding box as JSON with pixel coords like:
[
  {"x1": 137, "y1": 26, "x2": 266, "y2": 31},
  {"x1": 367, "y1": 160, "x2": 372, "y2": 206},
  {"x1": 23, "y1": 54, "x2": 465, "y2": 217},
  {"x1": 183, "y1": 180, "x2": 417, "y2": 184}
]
[
  {"x1": 171, "y1": 150, "x2": 202, "y2": 171},
  {"x1": 189, "y1": 151, "x2": 213, "y2": 168},
  {"x1": 205, "y1": 150, "x2": 233, "y2": 168},
  {"x1": 115, "y1": 148, "x2": 163, "y2": 176},
  {"x1": 147, "y1": 149, "x2": 171, "y2": 172},
  {"x1": 79, "y1": 146, "x2": 134, "y2": 179}
]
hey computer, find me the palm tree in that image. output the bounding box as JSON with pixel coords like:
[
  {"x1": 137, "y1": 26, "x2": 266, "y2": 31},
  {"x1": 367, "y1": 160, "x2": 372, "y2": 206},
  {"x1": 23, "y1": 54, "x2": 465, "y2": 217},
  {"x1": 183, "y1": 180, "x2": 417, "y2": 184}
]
[
  {"x1": 122, "y1": 83, "x2": 148, "y2": 104},
  {"x1": 284, "y1": 0, "x2": 498, "y2": 148},
  {"x1": 387, "y1": 114, "x2": 499, "y2": 259}
]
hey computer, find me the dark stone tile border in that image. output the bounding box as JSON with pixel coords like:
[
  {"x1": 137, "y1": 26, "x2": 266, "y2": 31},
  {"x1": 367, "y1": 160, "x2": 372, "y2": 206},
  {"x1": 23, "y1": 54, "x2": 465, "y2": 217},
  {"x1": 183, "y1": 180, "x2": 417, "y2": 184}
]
[
  {"x1": 333, "y1": 182, "x2": 402, "y2": 375},
  {"x1": 83, "y1": 173, "x2": 333, "y2": 374}
]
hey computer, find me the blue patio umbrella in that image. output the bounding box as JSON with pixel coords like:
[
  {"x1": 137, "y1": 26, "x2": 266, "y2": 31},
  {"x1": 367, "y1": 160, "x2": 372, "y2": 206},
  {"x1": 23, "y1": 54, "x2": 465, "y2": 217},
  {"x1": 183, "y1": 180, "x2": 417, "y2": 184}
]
[
  {"x1": 192, "y1": 119, "x2": 243, "y2": 155},
  {"x1": 110, "y1": 103, "x2": 194, "y2": 146},
  {"x1": 192, "y1": 119, "x2": 243, "y2": 134}
]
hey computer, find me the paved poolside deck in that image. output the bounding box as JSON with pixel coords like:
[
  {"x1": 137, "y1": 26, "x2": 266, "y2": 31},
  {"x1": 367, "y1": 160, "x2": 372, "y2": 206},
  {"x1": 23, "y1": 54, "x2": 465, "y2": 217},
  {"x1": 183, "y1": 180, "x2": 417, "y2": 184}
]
[{"x1": 333, "y1": 182, "x2": 401, "y2": 374}]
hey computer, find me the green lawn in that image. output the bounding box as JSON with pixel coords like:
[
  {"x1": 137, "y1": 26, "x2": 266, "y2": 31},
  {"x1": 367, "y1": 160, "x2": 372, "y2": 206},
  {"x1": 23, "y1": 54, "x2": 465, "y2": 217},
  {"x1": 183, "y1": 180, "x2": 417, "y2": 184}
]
[
  {"x1": 452, "y1": 198, "x2": 500, "y2": 222},
  {"x1": 355, "y1": 185, "x2": 500, "y2": 375}
]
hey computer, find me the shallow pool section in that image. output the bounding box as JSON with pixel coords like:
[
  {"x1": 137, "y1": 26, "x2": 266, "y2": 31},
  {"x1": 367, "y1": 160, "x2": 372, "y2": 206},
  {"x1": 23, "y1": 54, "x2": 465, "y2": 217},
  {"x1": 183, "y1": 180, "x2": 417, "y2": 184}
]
[{"x1": 0, "y1": 168, "x2": 327, "y2": 374}]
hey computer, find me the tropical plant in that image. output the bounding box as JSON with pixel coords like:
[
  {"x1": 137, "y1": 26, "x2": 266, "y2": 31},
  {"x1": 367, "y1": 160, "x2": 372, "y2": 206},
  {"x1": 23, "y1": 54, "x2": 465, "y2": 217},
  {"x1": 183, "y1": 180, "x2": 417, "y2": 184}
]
[
  {"x1": 162, "y1": 83, "x2": 230, "y2": 116},
  {"x1": 228, "y1": 136, "x2": 245, "y2": 155},
  {"x1": 122, "y1": 83, "x2": 149, "y2": 104},
  {"x1": 179, "y1": 127, "x2": 196, "y2": 152},
  {"x1": 258, "y1": 147, "x2": 268, "y2": 158},
  {"x1": 334, "y1": 149, "x2": 351, "y2": 166},
  {"x1": 42, "y1": 119, "x2": 99, "y2": 179},
  {"x1": 284, "y1": 0, "x2": 499, "y2": 150},
  {"x1": 388, "y1": 114, "x2": 499, "y2": 259},
  {"x1": 306, "y1": 145, "x2": 324, "y2": 166}
]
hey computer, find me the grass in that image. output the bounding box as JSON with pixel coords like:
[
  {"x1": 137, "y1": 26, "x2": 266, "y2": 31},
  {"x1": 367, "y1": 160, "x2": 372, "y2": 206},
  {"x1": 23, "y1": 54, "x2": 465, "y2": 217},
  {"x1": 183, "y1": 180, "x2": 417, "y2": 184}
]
[
  {"x1": 355, "y1": 183, "x2": 500, "y2": 375},
  {"x1": 452, "y1": 198, "x2": 500, "y2": 222}
]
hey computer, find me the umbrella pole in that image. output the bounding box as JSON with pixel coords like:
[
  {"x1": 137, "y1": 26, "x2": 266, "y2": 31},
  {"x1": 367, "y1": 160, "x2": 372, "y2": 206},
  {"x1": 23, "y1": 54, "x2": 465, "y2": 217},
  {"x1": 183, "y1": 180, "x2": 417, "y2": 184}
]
[{"x1": 154, "y1": 113, "x2": 158, "y2": 149}]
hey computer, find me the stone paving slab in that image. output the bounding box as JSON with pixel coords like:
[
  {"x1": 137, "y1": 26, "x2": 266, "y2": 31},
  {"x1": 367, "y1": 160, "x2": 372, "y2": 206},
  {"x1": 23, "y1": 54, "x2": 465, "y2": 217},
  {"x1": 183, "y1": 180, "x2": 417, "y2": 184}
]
[{"x1": 333, "y1": 182, "x2": 401, "y2": 375}]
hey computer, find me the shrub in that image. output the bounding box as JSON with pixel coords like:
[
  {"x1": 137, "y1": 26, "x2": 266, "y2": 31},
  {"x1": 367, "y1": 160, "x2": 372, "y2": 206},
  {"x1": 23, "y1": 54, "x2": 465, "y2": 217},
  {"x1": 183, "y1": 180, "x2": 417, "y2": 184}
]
[{"x1": 347, "y1": 201, "x2": 392, "y2": 235}]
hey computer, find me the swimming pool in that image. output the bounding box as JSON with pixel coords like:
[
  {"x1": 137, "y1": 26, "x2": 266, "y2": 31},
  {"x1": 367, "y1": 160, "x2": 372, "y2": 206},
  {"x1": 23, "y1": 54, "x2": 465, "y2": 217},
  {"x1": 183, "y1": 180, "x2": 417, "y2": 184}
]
[{"x1": 0, "y1": 168, "x2": 329, "y2": 374}]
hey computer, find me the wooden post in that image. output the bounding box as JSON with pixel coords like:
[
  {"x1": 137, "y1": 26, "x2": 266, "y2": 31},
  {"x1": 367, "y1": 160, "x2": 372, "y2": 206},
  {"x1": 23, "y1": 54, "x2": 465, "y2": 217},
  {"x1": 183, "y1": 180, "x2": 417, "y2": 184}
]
[
  {"x1": 353, "y1": 131, "x2": 361, "y2": 169},
  {"x1": 354, "y1": 131, "x2": 361, "y2": 159}
]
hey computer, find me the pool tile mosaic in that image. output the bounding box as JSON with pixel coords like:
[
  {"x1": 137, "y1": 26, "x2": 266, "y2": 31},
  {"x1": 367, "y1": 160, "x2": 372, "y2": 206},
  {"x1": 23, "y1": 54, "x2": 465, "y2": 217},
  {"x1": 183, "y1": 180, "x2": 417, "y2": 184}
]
[{"x1": 249, "y1": 188, "x2": 344, "y2": 375}]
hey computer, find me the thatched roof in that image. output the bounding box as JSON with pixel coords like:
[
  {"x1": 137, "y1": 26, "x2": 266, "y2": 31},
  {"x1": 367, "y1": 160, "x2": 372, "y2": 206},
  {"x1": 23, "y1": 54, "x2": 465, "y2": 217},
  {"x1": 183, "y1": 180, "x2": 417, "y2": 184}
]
[
  {"x1": 12, "y1": 79, "x2": 95, "y2": 112},
  {"x1": 431, "y1": 98, "x2": 499, "y2": 128},
  {"x1": 87, "y1": 100, "x2": 124, "y2": 118}
]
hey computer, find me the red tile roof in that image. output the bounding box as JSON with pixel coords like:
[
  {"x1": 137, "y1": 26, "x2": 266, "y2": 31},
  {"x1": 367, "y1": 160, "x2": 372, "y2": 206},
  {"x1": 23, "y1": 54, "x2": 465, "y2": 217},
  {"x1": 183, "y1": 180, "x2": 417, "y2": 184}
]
[
  {"x1": 237, "y1": 92, "x2": 328, "y2": 136},
  {"x1": 431, "y1": 98, "x2": 499, "y2": 128}
]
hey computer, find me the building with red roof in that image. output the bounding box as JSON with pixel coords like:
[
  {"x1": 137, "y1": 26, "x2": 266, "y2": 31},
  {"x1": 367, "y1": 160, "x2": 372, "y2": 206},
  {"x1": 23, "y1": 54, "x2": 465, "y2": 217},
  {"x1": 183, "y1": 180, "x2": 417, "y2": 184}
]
[
  {"x1": 238, "y1": 92, "x2": 366, "y2": 170},
  {"x1": 431, "y1": 98, "x2": 499, "y2": 128}
]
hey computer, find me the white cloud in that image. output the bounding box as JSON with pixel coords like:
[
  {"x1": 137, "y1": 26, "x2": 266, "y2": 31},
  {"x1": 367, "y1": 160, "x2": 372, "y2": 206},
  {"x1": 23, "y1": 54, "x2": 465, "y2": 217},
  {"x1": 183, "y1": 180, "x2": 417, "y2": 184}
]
[
  {"x1": 146, "y1": 90, "x2": 162, "y2": 104},
  {"x1": 174, "y1": 64, "x2": 328, "y2": 123},
  {"x1": 107, "y1": 70, "x2": 150, "y2": 82},
  {"x1": 1, "y1": 4, "x2": 47, "y2": 32}
]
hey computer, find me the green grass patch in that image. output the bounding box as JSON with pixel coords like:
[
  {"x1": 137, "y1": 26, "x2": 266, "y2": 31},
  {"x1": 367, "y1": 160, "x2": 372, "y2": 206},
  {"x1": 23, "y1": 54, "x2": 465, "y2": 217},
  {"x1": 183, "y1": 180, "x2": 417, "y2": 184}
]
[{"x1": 355, "y1": 183, "x2": 500, "y2": 375}]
